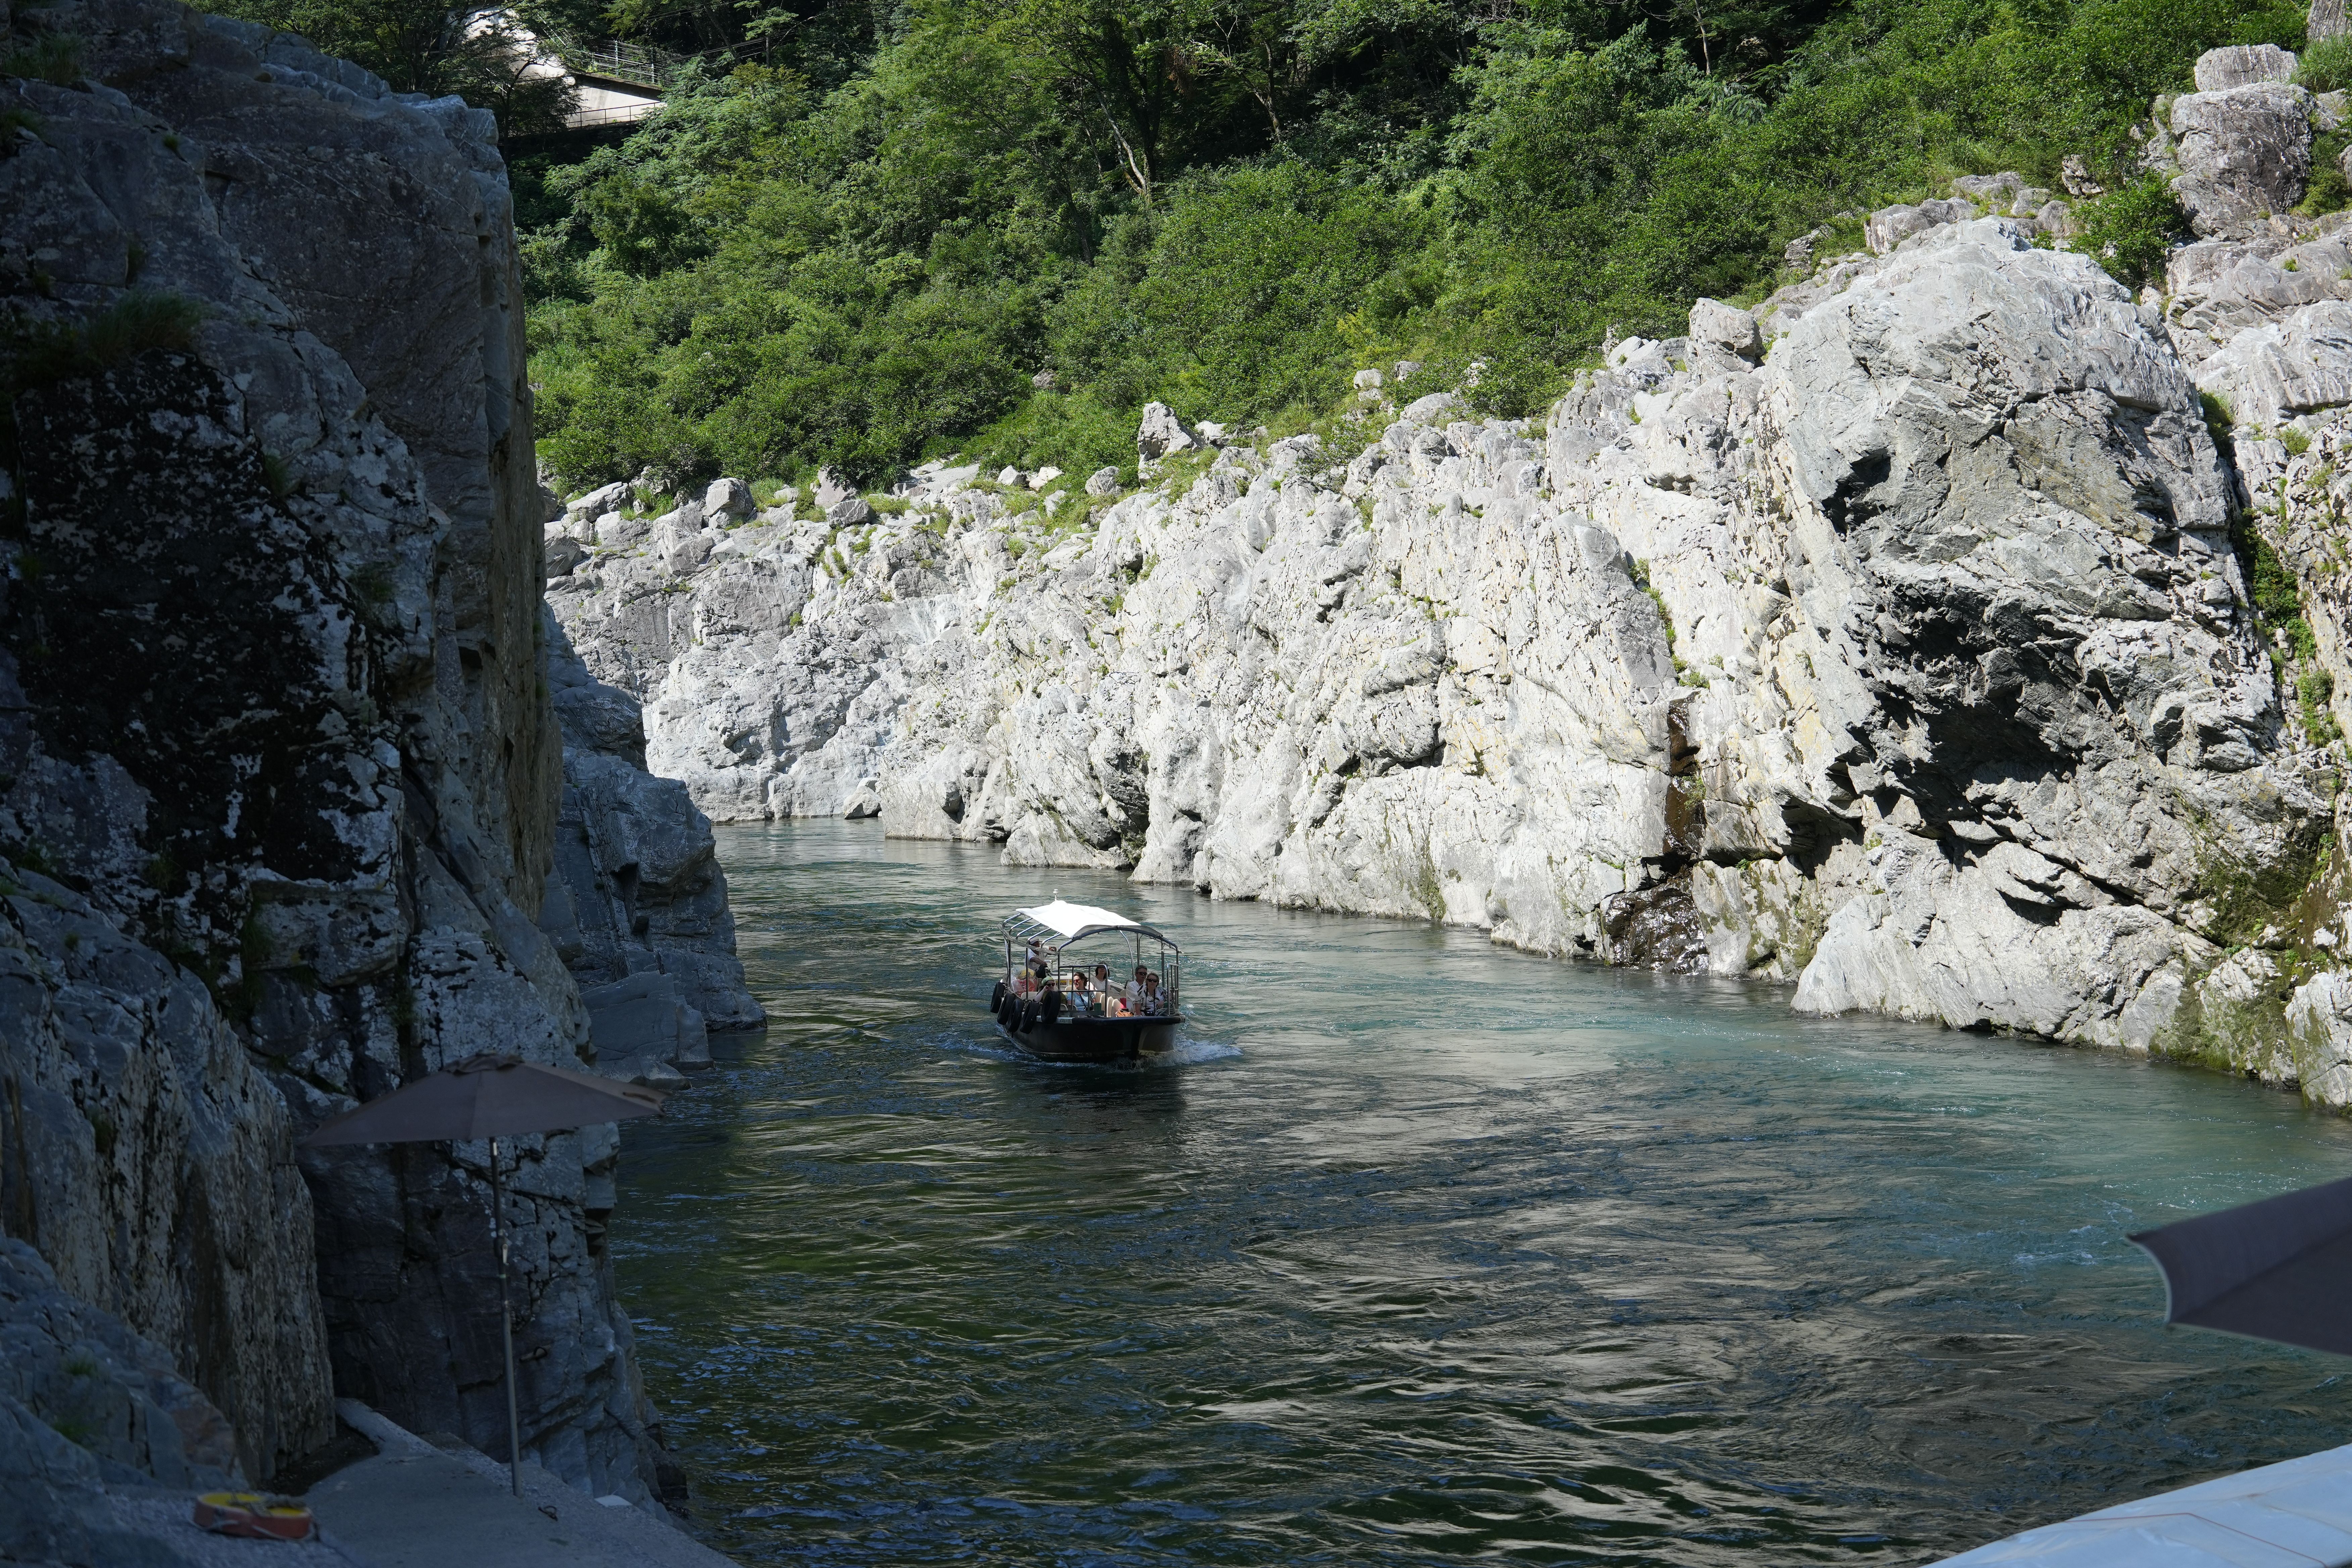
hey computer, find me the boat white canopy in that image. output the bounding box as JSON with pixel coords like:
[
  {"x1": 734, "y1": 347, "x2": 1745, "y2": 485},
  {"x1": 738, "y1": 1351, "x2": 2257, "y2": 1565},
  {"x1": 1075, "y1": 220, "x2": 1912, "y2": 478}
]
[{"x1": 1004, "y1": 900, "x2": 1178, "y2": 950}]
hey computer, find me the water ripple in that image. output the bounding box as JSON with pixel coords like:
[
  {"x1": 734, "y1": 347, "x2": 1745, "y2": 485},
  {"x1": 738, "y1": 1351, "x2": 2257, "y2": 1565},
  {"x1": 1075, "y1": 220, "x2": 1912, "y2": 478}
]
[{"x1": 612, "y1": 823, "x2": 2352, "y2": 1567}]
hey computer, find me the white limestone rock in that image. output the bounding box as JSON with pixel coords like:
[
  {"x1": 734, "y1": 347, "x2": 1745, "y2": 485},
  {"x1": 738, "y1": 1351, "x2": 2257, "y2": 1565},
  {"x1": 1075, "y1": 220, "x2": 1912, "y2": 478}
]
[
  {"x1": 2195, "y1": 44, "x2": 2297, "y2": 92},
  {"x1": 567, "y1": 479, "x2": 632, "y2": 522},
  {"x1": 1865, "y1": 197, "x2": 1974, "y2": 254},
  {"x1": 813, "y1": 466, "x2": 857, "y2": 509},
  {"x1": 545, "y1": 529, "x2": 586, "y2": 578},
  {"x1": 703, "y1": 475, "x2": 754, "y2": 519},
  {"x1": 2162, "y1": 232, "x2": 2352, "y2": 371},
  {"x1": 555, "y1": 218, "x2": 2352, "y2": 1107},
  {"x1": 1137, "y1": 402, "x2": 1197, "y2": 462},
  {"x1": 2170, "y1": 82, "x2": 2314, "y2": 237},
  {"x1": 2193, "y1": 301, "x2": 2352, "y2": 425},
  {"x1": 1687, "y1": 297, "x2": 1762, "y2": 361},
  {"x1": 2289, "y1": 970, "x2": 2352, "y2": 1106}
]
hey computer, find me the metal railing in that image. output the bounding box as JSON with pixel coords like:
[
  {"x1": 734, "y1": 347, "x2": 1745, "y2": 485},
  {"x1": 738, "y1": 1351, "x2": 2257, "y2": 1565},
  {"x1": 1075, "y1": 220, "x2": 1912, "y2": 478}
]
[
  {"x1": 549, "y1": 36, "x2": 686, "y2": 91},
  {"x1": 562, "y1": 100, "x2": 664, "y2": 128}
]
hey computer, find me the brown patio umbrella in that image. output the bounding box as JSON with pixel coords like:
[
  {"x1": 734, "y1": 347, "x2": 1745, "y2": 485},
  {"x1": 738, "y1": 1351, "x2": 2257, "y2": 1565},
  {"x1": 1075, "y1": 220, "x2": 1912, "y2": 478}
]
[
  {"x1": 301, "y1": 1054, "x2": 667, "y2": 1494},
  {"x1": 2128, "y1": 1172, "x2": 2352, "y2": 1358}
]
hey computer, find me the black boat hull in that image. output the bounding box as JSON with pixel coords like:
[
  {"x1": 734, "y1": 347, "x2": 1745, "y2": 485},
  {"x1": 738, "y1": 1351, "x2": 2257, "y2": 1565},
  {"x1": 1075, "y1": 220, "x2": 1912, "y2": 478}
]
[{"x1": 994, "y1": 1013, "x2": 1181, "y2": 1063}]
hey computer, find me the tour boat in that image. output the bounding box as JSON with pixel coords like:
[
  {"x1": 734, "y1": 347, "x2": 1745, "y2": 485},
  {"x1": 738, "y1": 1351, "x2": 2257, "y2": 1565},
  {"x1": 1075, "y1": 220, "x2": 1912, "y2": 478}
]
[{"x1": 988, "y1": 900, "x2": 1183, "y2": 1063}]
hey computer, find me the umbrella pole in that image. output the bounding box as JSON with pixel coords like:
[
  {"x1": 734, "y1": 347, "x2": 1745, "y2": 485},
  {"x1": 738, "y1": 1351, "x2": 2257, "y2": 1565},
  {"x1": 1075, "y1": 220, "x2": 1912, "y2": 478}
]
[{"x1": 491, "y1": 1134, "x2": 522, "y2": 1498}]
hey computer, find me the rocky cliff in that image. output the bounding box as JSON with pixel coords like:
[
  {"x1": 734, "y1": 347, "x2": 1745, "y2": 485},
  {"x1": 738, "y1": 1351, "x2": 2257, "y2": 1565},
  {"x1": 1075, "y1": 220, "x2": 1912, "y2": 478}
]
[
  {"x1": 1, "y1": 0, "x2": 755, "y2": 1543},
  {"x1": 553, "y1": 45, "x2": 2352, "y2": 1112}
]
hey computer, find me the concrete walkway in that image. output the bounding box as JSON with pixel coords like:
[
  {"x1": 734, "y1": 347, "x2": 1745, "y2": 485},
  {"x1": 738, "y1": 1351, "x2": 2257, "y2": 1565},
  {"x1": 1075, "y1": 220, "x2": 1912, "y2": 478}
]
[
  {"x1": 1936, "y1": 1440, "x2": 2352, "y2": 1565},
  {"x1": 307, "y1": 1402, "x2": 738, "y2": 1568}
]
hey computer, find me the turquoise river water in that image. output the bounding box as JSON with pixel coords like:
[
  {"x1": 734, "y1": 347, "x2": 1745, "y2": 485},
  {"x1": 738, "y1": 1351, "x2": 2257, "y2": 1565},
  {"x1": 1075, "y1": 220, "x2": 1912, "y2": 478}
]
[{"x1": 610, "y1": 821, "x2": 2352, "y2": 1566}]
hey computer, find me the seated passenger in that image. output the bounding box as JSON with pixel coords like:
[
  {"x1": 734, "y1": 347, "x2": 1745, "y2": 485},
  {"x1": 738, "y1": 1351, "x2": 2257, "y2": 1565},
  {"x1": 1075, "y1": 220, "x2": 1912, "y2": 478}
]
[
  {"x1": 1140, "y1": 971, "x2": 1164, "y2": 1014},
  {"x1": 1125, "y1": 965, "x2": 1150, "y2": 1014},
  {"x1": 1069, "y1": 972, "x2": 1096, "y2": 1014}
]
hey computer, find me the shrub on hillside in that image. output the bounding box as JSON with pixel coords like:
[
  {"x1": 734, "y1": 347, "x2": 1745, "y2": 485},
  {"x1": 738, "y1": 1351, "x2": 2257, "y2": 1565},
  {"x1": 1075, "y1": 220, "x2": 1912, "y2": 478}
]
[
  {"x1": 2298, "y1": 33, "x2": 2352, "y2": 92},
  {"x1": 2070, "y1": 174, "x2": 2193, "y2": 289}
]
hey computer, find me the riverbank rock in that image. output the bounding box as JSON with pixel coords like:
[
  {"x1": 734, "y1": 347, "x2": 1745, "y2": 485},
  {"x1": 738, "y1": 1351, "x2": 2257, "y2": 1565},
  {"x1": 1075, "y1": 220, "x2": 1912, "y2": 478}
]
[
  {"x1": 0, "y1": 0, "x2": 750, "y2": 1518},
  {"x1": 543, "y1": 615, "x2": 763, "y2": 1045},
  {"x1": 553, "y1": 213, "x2": 2352, "y2": 1106}
]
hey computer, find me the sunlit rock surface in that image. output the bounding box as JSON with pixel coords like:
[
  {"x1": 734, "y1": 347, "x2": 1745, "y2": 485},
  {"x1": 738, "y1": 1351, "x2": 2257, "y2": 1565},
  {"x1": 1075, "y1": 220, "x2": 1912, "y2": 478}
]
[{"x1": 556, "y1": 207, "x2": 2352, "y2": 1105}]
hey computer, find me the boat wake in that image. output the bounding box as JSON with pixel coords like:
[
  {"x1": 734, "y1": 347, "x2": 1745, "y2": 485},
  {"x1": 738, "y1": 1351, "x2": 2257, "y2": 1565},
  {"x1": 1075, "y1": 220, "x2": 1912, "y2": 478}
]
[{"x1": 1161, "y1": 1036, "x2": 1242, "y2": 1066}]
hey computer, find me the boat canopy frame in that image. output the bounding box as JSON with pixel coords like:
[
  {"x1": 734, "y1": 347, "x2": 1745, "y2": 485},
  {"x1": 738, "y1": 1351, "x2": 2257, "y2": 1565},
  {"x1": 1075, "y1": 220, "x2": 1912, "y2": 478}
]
[
  {"x1": 1001, "y1": 900, "x2": 1181, "y2": 1012},
  {"x1": 1000, "y1": 899, "x2": 1180, "y2": 951}
]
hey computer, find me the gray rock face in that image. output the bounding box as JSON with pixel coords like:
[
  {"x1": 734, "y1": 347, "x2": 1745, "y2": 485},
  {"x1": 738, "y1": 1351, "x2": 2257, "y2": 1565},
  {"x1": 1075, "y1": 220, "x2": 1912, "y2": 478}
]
[
  {"x1": 0, "y1": 0, "x2": 742, "y2": 1513},
  {"x1": 0, "y1": 1239, "x2": 239, "y2": 1493},
  {"x1": 2170, "y1": 82, "x2": 2314, "y2": 237},
  {"x1": 2195, "y1": 44, "x2": 2297, "y2": 92},
  {"x1": 813, "y1": 466, "x2": 856, "y2": 510},
  {"x1": 1687, "y1": 297, "x2": 1761, "y2": 361},
  {"x1": 541, "y1": 612, "x2": 762, "y2": 1049},
  {"x1": 557, "y1": 218, "x2": 2350, "y2": 1102},
  {"x1": 1137, "y1": 401, "x2": 1198, "y2": 462},
  {"x1": 0, "y1": 854, "x2": 329, "y2": 1482},
  {"x1": 568, "y1": 481, "x2": 635, "y2": 524},
  {"x1": 2162, "y1": 225, "x2": 2352, "y2": 370},
  {"x1": 2236, "y1": 408, "x2": 2352, "y2": 1097},
  {"x1": 2194, "y1": 300, "x2": 2352, "y2": 424},
  {"x1": 1866, "y1": 197, "x2": 1975, "y2": 254},
  {"x1": 2060, "y1": 153, "x2": 2107, "y2": 198},
  {"x1": 580, "y1": 973, "x2": 710, "y2": 1087},
  {"x1": 703, "y1": 476, "x2": 754, "y2": 520}
]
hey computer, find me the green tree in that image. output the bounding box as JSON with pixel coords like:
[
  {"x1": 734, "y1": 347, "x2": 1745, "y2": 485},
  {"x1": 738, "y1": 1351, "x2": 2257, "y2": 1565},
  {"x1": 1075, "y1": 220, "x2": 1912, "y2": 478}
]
[
  {"x1": 197, "y1": 0, "x2": 576, "y2": 135},
  {"x1": 517, "y1": 0, "x2": 2321, "y2": 495}
]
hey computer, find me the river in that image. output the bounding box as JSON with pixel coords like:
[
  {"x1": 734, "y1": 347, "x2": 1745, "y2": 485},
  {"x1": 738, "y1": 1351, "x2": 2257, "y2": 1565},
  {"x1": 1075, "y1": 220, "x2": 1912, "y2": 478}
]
[{"x1": 610, "y1": 821, "x2": 2352, "y2": 1566}]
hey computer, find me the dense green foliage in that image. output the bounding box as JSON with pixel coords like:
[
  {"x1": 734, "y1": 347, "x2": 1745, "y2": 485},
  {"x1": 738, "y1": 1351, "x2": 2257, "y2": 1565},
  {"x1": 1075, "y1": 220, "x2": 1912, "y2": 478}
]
[
  {"x1": 201, "y1": 0, "x2": 574, "y2": 133},
  {"x1": 2298, "y1": 31, "x2": 2352, "y2": 92},
  {"x1": 2071, "y1": 172, "x2": 2192, "y2": 289},
  {"x1": 323, "y1": 0, "x2": 2328, "y2": 489}
]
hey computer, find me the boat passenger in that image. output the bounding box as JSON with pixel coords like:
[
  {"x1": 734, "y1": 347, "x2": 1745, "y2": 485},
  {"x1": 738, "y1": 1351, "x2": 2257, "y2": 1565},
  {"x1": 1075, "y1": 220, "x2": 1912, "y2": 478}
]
[
  {"x1": 1126, "y1": 966, "x2": 1149, "y2": 1013},
  {"x1": 1140, "y1": 971, "x2": 1164, "y2": 1014},
  {"x1": 1069, "y1": 972, "x2": 1097, "y2": 1015}
]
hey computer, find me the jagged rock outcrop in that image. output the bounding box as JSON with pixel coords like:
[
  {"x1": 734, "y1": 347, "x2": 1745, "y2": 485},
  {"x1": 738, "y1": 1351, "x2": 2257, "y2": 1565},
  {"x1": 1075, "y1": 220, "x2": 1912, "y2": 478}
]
[
  {"x1": 543, "y1": 612, "x2": 762, "y2": 1086},
  {"x1": 553, "y1": 199, "x2": 2352, "y2": 1100},
  {"x1": 0, "y1": 1241, "x2": 258, "y2": 1568},
  {"x1": 0, "y1": 1239, "x2": 239, "y2": 1492},
  {"x1": 2170, "y1": 79, "x2": 2314, "y2": 237},
  {"x1": 3, "y1": 0, "x2": 752, "y2": 1521}
]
